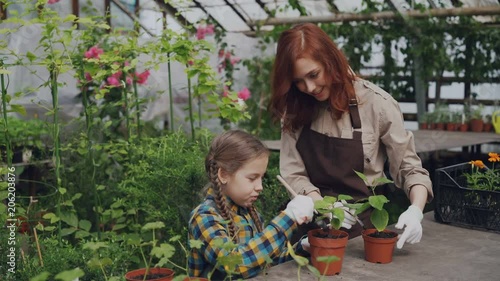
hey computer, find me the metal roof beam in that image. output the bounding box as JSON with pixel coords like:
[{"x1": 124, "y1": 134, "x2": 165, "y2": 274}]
[{"x1": 247, "y1": 6, "x2": 500, "y2": 26}]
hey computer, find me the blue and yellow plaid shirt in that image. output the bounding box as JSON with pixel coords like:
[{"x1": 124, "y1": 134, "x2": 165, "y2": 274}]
[{"x1": 188, "y1": 188, "x2": 301, "y2": 279}]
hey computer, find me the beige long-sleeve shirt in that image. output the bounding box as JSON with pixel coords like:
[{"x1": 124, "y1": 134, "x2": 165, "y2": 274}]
[{"x1": 280, "y1": 79, "x2": 433, "y2": 201}]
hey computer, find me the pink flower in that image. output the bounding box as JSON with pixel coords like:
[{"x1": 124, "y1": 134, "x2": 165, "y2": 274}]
[
  {"x1": 136, "y1": 70, "x2": 150, "y2": 85},
  {"x1": 230, "y1": 57, "x2": 240, "y2": 65},
  {"x1": 188, "y1": 60, "x2": 194, "y2": 66},
  {"x1": 84, "y1": 46, "x2": 104, "y2": 59},
  {"x1": 222, "y1": 86, "x2": 229, "y2": 97},
  {"x1": 126, "y1": 76, "x2": 133, "y2": 85},
  {"x1": 218, "y1": 49, "x2": 225, "y2": 58},
  {"x1": 47, "y1": 0, "x2": 60, "y2": 4},
  {"x1": 84, "y1": 72, "x2": 92, "y2": 82},
  {"x1": 225, "y1": 51, "x2": 231, "y2": 59},
  {"x1": 205, "y1": 24, "x2": 215, "y2": 35},
  {"x1": 107, "y1": 76, "x2": 120, "y2": 87},
  {"x1": 237, "y1": 88, "x2": 251, "y2": 101},
  {"x1": 196, "y1": 27, "x2": 206, "y2": 40}
]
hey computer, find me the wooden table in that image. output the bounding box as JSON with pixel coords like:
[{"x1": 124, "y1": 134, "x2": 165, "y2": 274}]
[
  {"x1": 251, "y1": 212, "x2": 500, "y2": 281},
  {"x1": 262, "y1": 130, "x2": 500, "y2": 153}
]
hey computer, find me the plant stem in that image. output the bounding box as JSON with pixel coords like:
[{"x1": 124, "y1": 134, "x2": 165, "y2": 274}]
[
  {"x1": 0, "y1": 59, "x2": 12, "y2": 166},
  {"x1": 187, "y1": 68, "x2": 194, "y2": 141},
  {"x1": 80, "y1": 69, "x2": 100, "y2": 238},
  {"x1": 168, "y1": 53, "x2": 174, "y2": 131},
  {"x1": 50, "y1": 66, "x2": 62, "y2": 243},
  {"x1": 132, "y1": 78, "x2": 141, "y2": 139}
]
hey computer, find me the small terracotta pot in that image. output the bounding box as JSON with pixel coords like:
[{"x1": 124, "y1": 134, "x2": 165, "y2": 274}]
[
  {"x1": 125, "y1": 268, "x2": 175, "y2": 281},
  {"x1": 308, "y1": 229, "x2": 349, "y2": 276},
  {"x1": 469, "y1": 119, "x2": 484, "y2": 132},
  {"x1": 458, "y1": 123, "x2": 469, "y2": 132},
  {"x1": 362, "y1": 229, "x2": 398, "y2": 264}
]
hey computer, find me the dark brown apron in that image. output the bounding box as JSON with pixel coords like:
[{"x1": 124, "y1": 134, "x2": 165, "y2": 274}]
[{"x1": 292, "y1": 99, "x2": 373, "y2": 242}]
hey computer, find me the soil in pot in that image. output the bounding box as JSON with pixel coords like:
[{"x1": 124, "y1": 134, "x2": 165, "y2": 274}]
[
  {"x1": 308, "y1": 229, "x2": 349, "y2": 276},
  {"x1": 125, "y1": 268, "x2": 175, "y2": 281},
  {"x1": 362, "y1": 229, "x2": 398, "y2": 264}
]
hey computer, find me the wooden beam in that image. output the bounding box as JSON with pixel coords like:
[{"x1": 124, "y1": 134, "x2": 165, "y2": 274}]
[{"x1": 247, "y1": 6, "x2": 500, "y2": 26}]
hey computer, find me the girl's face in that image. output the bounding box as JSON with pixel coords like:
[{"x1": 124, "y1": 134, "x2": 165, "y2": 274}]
[
  {"x1": 292, "y1": 57, "x2": 330, "y2": 101},
  {"x1": 220, "y1": 155, "x2": 268, "y2": 208}
]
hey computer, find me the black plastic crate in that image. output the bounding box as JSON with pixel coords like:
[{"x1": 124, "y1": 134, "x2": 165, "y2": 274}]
[{"x1": 434, "y1": 162, "x2": 500, "y2": 232}]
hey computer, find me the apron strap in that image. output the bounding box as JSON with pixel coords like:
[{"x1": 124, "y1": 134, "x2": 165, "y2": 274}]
[{"x1": 348, "y1": 98, "x2": 362, "y2": 140}]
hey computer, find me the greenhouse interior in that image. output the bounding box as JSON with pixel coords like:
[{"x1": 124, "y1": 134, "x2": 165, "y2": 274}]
[{"x1": 0, "y1": 0, "x2": 499, "y2": 280}]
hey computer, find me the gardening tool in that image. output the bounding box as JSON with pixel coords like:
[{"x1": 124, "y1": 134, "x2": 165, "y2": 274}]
[{"x1": 492, "y1": 110, "x2": 500, "y2": 134}]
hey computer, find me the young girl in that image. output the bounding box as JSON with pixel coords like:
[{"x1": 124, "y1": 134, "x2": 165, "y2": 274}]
[{"x1": 188, "y1": 130, "x2": 314, "y2": 279}]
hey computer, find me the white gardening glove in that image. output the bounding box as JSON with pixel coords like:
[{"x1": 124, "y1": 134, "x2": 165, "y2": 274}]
[
  {"x1": 300, "y1": 237, "x2": 310, "y2": 252},
  {"x1": 284, "y1": 195, "x2": 314, "y2": 225},
  {"x1": 332, "y1": 200, "x2": 357, "y2": 229},
  {"x1": 395, "y1": 205, "x2": 424, "y2": 249}
]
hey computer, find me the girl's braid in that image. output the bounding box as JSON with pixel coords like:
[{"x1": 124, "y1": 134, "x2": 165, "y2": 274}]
[
  {"x1": 208, "y1": 159, "x2": 237, "y2": 241},
  {"x1": 248, "y1": 206, "x2": 263, "y2": 233}
]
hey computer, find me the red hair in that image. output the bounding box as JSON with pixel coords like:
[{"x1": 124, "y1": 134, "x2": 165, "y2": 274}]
[{"x1": 269, "y1": 23, "x2": 356, "y2": 132}]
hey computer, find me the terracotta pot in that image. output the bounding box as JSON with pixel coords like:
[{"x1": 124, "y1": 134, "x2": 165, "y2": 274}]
[
  {"x1": 458, "y1": 123, "x2": 469, "y2": 132},
  {"x1": 419, "y1": 123, "x2": 428, "y2": 130},
  {"x1": 125, "y1": 268, "x2": 175, "y2": 281},
  {"x1": 435, "y1": 123, "x2": 445, "y2": 130},
  {"x1": 308, "y1": 229, "x2": 348, "y2": 276},
  {"x1": 362, "y1": 229, "x2": 398, "y2": 264},
  {"x1": 445, "y1": 123, "x2": 456, "y2": 131},
  {"x1": 483, "y1": 123, "x2": 492, "y2": 132},
  {"x1": 469, "y1": 119, "x2": 484, "y2": 132}
]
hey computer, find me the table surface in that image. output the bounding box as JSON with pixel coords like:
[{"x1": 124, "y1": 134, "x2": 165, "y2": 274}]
[
  {"x1": 262, "y1": 130, "x2": 500, "y2": 153},
  {"x1": 251, "y1": 212, "x2": 500, "y2": 281}
]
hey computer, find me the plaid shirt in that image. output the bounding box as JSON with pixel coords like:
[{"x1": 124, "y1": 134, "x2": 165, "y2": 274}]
[{"x1": 188, "y1": 188, "x2": 300, "y2": 279}]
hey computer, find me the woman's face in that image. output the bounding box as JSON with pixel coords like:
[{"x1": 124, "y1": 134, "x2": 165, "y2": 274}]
[
  {"x1": 220, "y1": 155, "x2": 268, "y2": 208},
  {"x1": 292, "y1": 57, "x2": 330, "y2": 101}
]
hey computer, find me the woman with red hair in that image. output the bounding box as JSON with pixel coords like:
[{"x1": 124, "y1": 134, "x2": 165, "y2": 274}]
[{"x1": 270, "y1": 23, "x2": 433, "y2": 250}]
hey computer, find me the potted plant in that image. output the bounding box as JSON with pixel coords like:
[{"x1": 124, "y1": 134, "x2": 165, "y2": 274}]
[
  {"x1": 469, "y1": 104, "x2": 484, "y2": 132},
  {"x1": 307, "y1": 194, "x2": 352, "y2": 275},
  {"x1": 124, "y1": 222, "x2": 176, "y2": 281},
  {"x1": 483, "y1": 114, "x2": 493, "y2": 132},
  {"x1": 351, "y1": 171, "x2": 398, "y2": 264}
]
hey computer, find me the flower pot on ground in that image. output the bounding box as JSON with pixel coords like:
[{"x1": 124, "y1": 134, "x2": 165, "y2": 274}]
[
  {"x1": 125, "y1": 267, "x2": 175, "y2": 281},
  {"x1": 361, "y1": 228, "x2": 398, "y2": 264},
  {"x1": 307, "y1": 228, "x2": 348, "y2": 276}
]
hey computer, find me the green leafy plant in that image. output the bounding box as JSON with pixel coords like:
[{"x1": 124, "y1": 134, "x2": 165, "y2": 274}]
[
  {"x1": 126, "y1": 221, "x2": 177, "y2": 280},
  {"x1": 314, "y1": 194, "x2": 353, "y2": 231},
  {"x1": 465, "y1": 153, "x2": 500, "y2": 191},
  {"x1": 352, "y1": 170, "x2": 394, "y2": 232}
]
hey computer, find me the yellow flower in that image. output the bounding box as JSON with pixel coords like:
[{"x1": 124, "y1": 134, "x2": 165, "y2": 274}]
[
  {"x1": 469, "y1": 160, "x2": 485, "y2": 169},
  {"x1": 488, "y1": 152, "x2": 500, "y2": 162}
]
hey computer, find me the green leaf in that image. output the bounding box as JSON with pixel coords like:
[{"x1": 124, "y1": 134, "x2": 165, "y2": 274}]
[
  {"x1": 26, "y1": 52, "x2": 37, "y2": 62},
  {"x1": 371, "y1": 208, "x2": 389, "y2": 232},
  {"x1": 9, "y1": 104, "x2": 26, "y2": 115},
  {"x1": 60, "y1": 227, "x2": 77, "y2": 236},
  {"x1": 83, "y1": 241, "x2": 108, "y2": 251},
  {"x1": 368, "y1": 195, "x2": 389, "y2": 210},
  {"x1": 79, "y1": 220, "x2": 91, "y2": 231},
  {"x1": 54, "y1": 268, "x2": 84, "y2": 281},
  {"x1": 141, "y1": 221, "x2": 165, "y2": 231},
  {"x1": 189, "y1": 239, "x2": 204, "y2": 249},
  {"x1": 74, "y1": 230, "x2": 90, "y2": 239},
  {"x1": 30, "y1": 271, "x2": 51, "y2": 281},
  {"x1": 60, "y1": 211, "x2": 78, "y2": 227},
  {"x1": 337, "y1": 194, "x2": 354, "y2": 201},
  {"x1": 151, "y1": 243, "x2": 175, "y2": 259}
]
